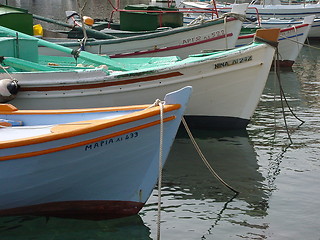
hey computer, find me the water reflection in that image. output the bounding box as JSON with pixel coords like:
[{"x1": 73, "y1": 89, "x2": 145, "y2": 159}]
[
  {"x1": 0, "y1": 214, "x2": 151, "y2": 240},
  {"x1": 294, "y1": 40, "x2": 320, "y2": 108},
  {"x1": 141, "y1": 129, "x2": 271, "y2": 239},
  {"x1": 247, "y1": 59, "x2": 320, "y2": 203}
]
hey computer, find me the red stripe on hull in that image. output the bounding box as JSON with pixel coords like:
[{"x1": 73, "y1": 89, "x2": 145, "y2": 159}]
[
  {"x1": 0, "y1": 200, "x2": 145, "y2": 220},
  {"x1": 19, "y1": 72, "x2": 183, "y2": 92},
  {"x1": 110, "y1": 33, "x2": 233, "y2": 58}
]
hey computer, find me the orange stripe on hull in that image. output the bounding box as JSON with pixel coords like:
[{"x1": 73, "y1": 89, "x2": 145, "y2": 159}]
[
  {"x1": 0, "y1": 116, "x2": 175, "y2": 161},
  {"x1": 0, "y1": 105, "x2": 180, "y2": 148}
]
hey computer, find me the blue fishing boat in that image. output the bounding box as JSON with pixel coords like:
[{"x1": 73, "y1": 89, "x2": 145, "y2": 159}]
[{"x1": 0, "y1": 86, "x2": 191, "y2": 219}]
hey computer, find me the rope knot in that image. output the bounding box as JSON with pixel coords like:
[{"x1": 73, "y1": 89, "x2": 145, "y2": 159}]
[{"x1": 147, "y1": 99, "x2": 165, "y2": 109}]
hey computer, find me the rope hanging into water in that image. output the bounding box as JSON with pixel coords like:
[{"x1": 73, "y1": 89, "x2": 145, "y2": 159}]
[
  {"x1": 182, "y1": 117, "x2": 239, "y2": 194},
  {"x1": 274, "y1": 52, "x2": 293, "y2": 144},
  {"x1": 146, "y1": 99, "x2": 165, "y2": 240},
  {"x1": 156, "y1": 100, "x2": 164, "y2": 240},
  {"x1": 273, "y1": 44, "x2": 305, "y2": 144}
]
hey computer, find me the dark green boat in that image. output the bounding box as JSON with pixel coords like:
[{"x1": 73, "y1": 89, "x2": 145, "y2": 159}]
[{"x1": 0, "y1": 4, "x2": 33, "y2": 35}]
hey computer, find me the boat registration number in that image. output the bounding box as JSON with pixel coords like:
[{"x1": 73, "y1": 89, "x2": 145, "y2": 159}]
[
  {"x1": 214, "y1": 56, "x2": 253, "y2": 69},
  {"x1": 182, "y1": 30, "x2": 225, "y2": 44},
  {"x1": 84, "y1": 132, "x2": 139, "y2": 151}
]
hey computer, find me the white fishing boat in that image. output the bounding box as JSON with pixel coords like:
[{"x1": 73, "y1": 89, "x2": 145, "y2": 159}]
[
  {"x1": 38, "y1": 3, "x2": 248, "y2": 59},
  {"x1": 238, "y1": 15, "x2": 314, "y2": 67},
  {"x1": 244, "y1": 16, "x2": 320, "y2": 38},
  {"x1": 0, "y1": 86, "x2": 191, "y2": 219},
  {"x1": 218, "y1": 0, "x2": 320, "y2": 20},
  {"x1": 0, "y1": 3, "x2": 247, "y2": 58},
  {"x1": 179, "y1": 0, "x2": 320, "y2": 37},
  {"x1": 0, "y1": 26, "x2": 279, "y2": 130}
]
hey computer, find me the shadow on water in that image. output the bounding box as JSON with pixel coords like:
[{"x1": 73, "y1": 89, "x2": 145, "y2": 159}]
[{"x1": 0, "y1": 214, "x2": 152, "y2": 240}]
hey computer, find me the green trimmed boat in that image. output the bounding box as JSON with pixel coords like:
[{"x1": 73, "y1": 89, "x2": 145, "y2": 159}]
[{"x1": 0, "y1": 26, "x2": 279, "y2": 130}]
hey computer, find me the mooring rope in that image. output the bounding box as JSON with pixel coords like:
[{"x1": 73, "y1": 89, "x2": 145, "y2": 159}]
[
  {"x1": 223, "y1": 14, "x2": 229, "y2": 49},
  {"x1": 274, "y1": 52, "x2": 293, "y2": 144},
  {"x1": 0, "y1": 64, "x2": 15, "y2": 81},
  {"x1": 273, "y1": 45, "x2": 305, "y2": 144},
  {"x1": 182, "y1": 117, "x2": 239, "y2": 194},
  {"x1": 222, "y1": 12, "x2": 247, "y2": 22},
  {"x1": 76, "y1": 0, "x2": 88, "y2": 51},
  {"x1": 156, "y1": 99, "x2": 165, "y2": 240},
  {"x1": 188, "y1": 12, "x2": 247, "y2": 25},
  {"x1": 279, "y1": 33, "x2": 320, "y2": 50}
]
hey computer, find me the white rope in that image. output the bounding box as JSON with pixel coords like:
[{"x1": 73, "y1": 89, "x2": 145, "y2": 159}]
[
  {"x1": 76, "y1": 0, "x2": 88, "y2": 49},
  {"x1": 223, "y1": 15, "x2": 228, "y2": 49},
  {"x1": 220, "y1": 12, "x2": 247, "y2": 22},
  {"x1": 293, "y1": 25, "x2": 299, "y2": 54},
  {"x1": 187, "y1": 12, "x2": 247, "y2": 26},
  {"x1": 156, "y1": 100, "x2": 164, "y2": 240},
  {"x1": 0, "y1": 64, "x2": 16, "y2": 81},
  {"x1": 146, "y1": 99, "x2": 162, "y2": 109}
]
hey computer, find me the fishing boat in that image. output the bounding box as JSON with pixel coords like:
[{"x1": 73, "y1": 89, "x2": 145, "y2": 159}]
[
  {"x1": 217, "y1": 0, "x2": 320, "y2": 20},
  {"x1": 237, "y1": 15, "x2": 314, "y2": 67},
  {"x1": 179, "y1": 0, "x2": 320, "y2": 19},
  {"x1": 244, "y1": 16, "x2": 320, "y2": 38},
  {"x1": 179, "y1": 0, "x2": 320, "y2": 37},
  {"x1": 42, "y1": 3, "x2": 248, "y2": 59},
  {"x1": 0, "y1": 4, "x2": 247, "y2": 59},
  {"x1": 0, "y1": 86, "x2": 191, "y2": 219},
  {"x1": 0, "y1": 26, "x2": 279, "y2": 130}
]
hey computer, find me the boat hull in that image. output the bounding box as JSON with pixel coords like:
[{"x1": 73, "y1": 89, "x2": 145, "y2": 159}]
[
  {"x1": 237, "y1": 22, "x2": 312, "y2": 67},
  {"x1": 0, "y1": 87, "x2": 191, "y2": 219},
  {"x1": 249, "y1": 17, "x2": 320, "y2": 38},
  {"x1": 216, "y1": 2, "x2": 320, "y2": 19},
  {"x1": 41, "y1": 17, "x2": 243, "y2": 59},
  {"x1": 7, "y1": 43, "x2": 275, "y2": 130}
]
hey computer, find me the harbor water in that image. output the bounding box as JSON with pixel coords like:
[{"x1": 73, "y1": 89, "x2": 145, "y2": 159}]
[{"x1": 0, "y1": 0, "x2": 320, "y2": 239}]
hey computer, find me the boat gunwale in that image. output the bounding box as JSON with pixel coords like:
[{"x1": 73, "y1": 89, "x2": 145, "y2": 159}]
[
  {"x1": 10, "y1": 42, "x2": 268, "y2": 92},
  {"x1": 57, "y1": 17, "x2": 239, "y2": 47},
  {"x1": 0, "y1": 103, "x2": 180, "y2": 150},
  {"x1": 239, "y1": 22, "x2": 309, "y2": 39}
]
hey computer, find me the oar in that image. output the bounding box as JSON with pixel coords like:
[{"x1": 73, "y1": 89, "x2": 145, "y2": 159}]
[{"x1": 0, "y1": 26, "x2": 126, "y2": 71}]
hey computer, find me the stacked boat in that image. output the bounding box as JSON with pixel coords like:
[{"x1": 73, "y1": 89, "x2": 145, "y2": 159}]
[{"x1": 0, "y1": 1, "x2": 282, "y2": 220}]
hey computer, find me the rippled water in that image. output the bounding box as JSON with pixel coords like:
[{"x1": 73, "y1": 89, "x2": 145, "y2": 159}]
[{"x1": 1, "y1": 0, "x2": 320, "y2": 239}]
